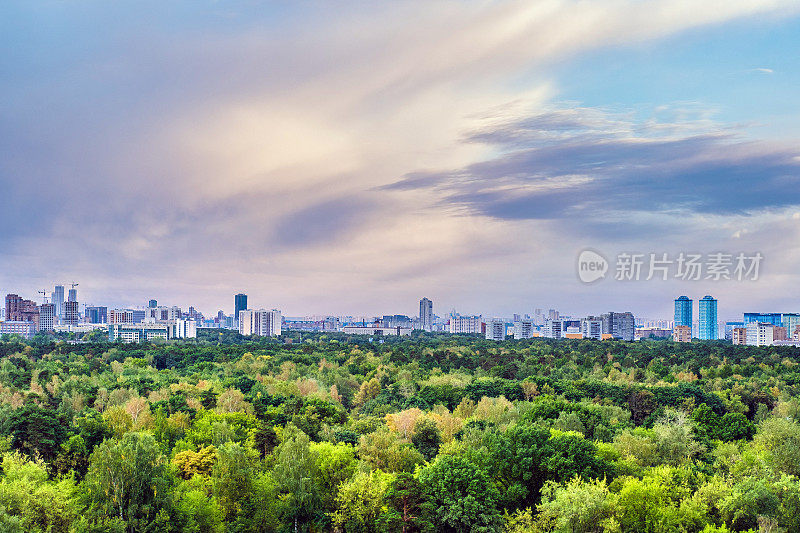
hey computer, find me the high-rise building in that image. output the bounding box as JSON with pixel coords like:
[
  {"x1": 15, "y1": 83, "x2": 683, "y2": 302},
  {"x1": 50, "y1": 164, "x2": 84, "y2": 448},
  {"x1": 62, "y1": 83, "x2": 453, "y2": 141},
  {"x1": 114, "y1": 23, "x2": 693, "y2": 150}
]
[
  {"x1": 513, "y1": 319, "x2": 535, "y2": 339},
  {"x1": 234, "y1": 294, "x2": 247, "y2": 324},
  {"x1": 581, "y1": 316, "x2": 603, "y2": 340},
  {"x1": 85, "y1": 306, "x2": 108, "y2": 324},
  {"x1": 39, "y1": 303, "x2": 55, "y2": 331},
  {"x1": 170, "y1": 319, "x2": 197, "y2": 339},
  {"x1": 239, "y1": 309, "x2": 282, "y2": 336},
  {"x1": 68, "y1": 288, "x2": 77, "y2": 303},
  {"x1": 148, "y1": 299, "x2": 158, "y2": 308},
  {"x1": 5, "y1": 294, "x2": 40, "y2": 330},
  {"x1": 5, "y1": 294, "x2": 21, "y2": 321},
  {"x1": 746, "y1": 322, "x2": 774, "y2": 346},
  {"x1": 698, "y1": 295, "x2": 718, "y2": 340},
  {"x1": 485, "y1": 319, "x2": 506, "y2": 341},
  {"x1": 419, "y1": 297, "x2": 433, "y2": 332},
  {"x1": 783, "y1": 315, "x2": 800, "y2": 337},
  {"x1": 674, "y1": 296, "x2": 692, "y2": 328},
  {"x1": 63, "y1": 301, "x2": 80, "y2": 326},
  {"x1": 544, "y1": 319, "x2": 564, "y2": 339},
  {"x1": 601, "y1": 312, "x2": 635, "y2": 341},
  {"x1": 449, "y1": 314, "x2": 483, "y2": 334},
  {"x1": 52, "y1": 285, "x2": 65, "y2": 321}
]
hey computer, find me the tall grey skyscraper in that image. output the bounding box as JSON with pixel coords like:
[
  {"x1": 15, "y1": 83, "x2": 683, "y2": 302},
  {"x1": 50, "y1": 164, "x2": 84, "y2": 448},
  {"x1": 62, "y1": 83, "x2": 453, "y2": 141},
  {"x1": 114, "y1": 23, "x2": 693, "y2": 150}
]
[
  {"x1": 698, "y1": 295, "x2": 718, "y2": 340},
  {"x1": 601, "y1": 311, "x2": 635, "y2": 341},
  {"x1": 419, "y1": 297, "x2": 433, "y2": 331},
  {"x1": 234, "y1": 293, "x2": 248, "y2": 324},
  {"x1": 52, "y1": 285, "x2": 65, "y2": 320},
  {"x1": 68, "y1": 288, "x2": 77, "y2": 303}
]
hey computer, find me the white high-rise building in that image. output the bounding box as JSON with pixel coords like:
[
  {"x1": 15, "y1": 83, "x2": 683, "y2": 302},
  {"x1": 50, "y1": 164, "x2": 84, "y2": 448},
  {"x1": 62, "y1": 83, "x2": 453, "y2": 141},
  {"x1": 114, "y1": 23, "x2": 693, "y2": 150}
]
[
  {"x1": 746, "y1": 322, "x2": 774, "y2": 346},
  {"x1": 544, "y1": 319, "x2": 564, "y2": 339},
  {"x1": 486, "y1": 319, "x2": 506, "y2": 341},
  {"x1": 513, "y1": 319, "x2": 534, "y2": 339},
  {"x1": 239, "y1": 309, "x2": 282, "y2": 336},
  {"x1": 170, "y1": 319, "x2": 197, "y2": 339},
  {"x1": 581, "y1": 317, "x2": 603, "y2": 340},
  {"x1": 39, "y1": 303, "x2": 55, "y2": 332},
  {"x1": 449, "y1": 314, "x2": 483, "y2": 334},
  {"x1": 419, "y1": 298, "x2": 433, "y2": 332}
]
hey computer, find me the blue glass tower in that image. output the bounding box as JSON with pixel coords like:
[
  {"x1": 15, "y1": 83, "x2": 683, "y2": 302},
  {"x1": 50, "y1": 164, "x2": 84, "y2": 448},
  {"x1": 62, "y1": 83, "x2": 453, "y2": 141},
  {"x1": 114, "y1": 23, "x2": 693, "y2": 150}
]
[
  {"x1": 674, "y1": 296, "x2": 692, "y2": 328},
  {"x1": 698, "y1": 295, "x2": 718, "y2": 340}
]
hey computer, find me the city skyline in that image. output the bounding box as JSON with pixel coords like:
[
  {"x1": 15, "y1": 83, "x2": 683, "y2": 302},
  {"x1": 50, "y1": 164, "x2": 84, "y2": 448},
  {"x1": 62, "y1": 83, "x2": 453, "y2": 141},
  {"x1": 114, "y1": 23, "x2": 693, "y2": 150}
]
[
  {"x1": 6, "y1": 282, "x2": 800, "y2": 345},
  {"x1": 0, "y1": 281, "x2": 788, "y2": 326},
  {"x1": 3, "y1": 2, "x2": 800, "y2": 318}
]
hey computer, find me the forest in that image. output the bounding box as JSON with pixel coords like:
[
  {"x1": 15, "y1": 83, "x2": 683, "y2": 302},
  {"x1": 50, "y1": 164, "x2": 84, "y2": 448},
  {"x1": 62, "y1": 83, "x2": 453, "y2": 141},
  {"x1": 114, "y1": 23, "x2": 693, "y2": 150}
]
[{"x1": 0, "y1": 330, "x2": 799, "y2": 532}]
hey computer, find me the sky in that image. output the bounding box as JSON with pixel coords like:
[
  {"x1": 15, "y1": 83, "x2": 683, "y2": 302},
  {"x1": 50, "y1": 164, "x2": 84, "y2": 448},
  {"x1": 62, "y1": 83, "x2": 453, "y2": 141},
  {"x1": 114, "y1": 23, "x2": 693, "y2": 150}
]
[{"x1": 2, "y1": 0, "x2": 800, "y2": 321}]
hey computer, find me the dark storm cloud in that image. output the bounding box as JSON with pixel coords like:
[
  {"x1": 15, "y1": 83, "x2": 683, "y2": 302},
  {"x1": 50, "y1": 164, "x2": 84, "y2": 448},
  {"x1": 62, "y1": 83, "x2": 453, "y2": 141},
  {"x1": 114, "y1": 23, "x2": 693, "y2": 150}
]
[{"x1": 386, "y1": 108, "x2": 800, "y2": 220}]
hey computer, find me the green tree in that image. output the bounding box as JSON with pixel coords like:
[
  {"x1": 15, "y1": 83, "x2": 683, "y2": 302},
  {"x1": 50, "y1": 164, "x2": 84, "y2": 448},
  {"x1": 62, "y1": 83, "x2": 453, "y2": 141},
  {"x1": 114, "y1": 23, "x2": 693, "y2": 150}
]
[
  {"x1": 359, "y1": 427, "x2": 425, "y2": 473},
  {"x1": 311, "y1": 441, "x2": 358, "y2": 513},
  {"x1": 253, "y1": 424, "x2": 278, "y2": 459},
  {"x1": 721, "y1": 478, "x2": 779, "y2": 531},
  {"x1": 174, "y1": 445, "x2": 217, "y2": 479},
  {"x1": 273, "y1": 428, "x2": 320, "y2": 531},
  {"x1": 691, "y1": 403, "x2": 721, "y2": 441},
  {"x1": 485, "y1": 424, "x2": 550, "y2": 509},
  {"x1": 756, "y1": 418, "x2": 800, "y2": 476},
  {"x1": 417, "y1": 454, "x2": 502, "y2": 532},
  {"x1": 175, "y1": 477, "x2": 224, "y2": 533},
  {"x1": 212, "y1": 442, "x2": 254, "y2": 524},
  {"x1": 54, "y1": 434, "x2": 91, "y2": 479},
  {"x1": 628, "y1": 390, "x2": 656, "y2": 425},
  {"x1": 411, "y1": 417, "x2": 441, "y2": 461},
  {"x1": 0, "y1": 452, "x2": 79, "y2": 532},
  {"x1": 330, "y1": 469, "x2": 393, "y2": 533},
  {"x1": 82, "y1": 432, "x2": 173, "y2": 532},
  {"x1": 717, "y1": 413, "x2": 755, "y2": 442},
  {"x1": 8, "y1": 403, "x2": 67, "y2": 462},
  {"x1": 381, "y1": 472, "x2": 433, "y2": 533},
  {"x1": 537, "y1": 477, "x2": 614, "y2": 533}
]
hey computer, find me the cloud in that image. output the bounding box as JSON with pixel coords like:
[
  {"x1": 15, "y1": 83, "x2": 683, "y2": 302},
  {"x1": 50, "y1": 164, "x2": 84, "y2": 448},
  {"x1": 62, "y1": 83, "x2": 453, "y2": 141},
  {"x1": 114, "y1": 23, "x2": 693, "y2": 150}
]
[
  {"x1": 751, "y1": 67, "x2": 775, "y2": 74},
  {"x1": 385, "y1": 106, "x2": 800, "y2": 222},
  {"x1": 273, "y1": 196, "x2": 376, "y2": 248}
]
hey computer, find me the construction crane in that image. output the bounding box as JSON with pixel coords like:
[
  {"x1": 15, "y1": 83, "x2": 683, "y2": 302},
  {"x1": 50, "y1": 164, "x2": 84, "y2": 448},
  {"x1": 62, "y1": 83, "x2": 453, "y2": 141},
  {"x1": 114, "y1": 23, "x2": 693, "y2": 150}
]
[
  {"x1": 71, "y1": 282, "x2": 79, "y2": 291},
  {"x1": 38, "y1": 290, "x2": 49, "y2": 304}
]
